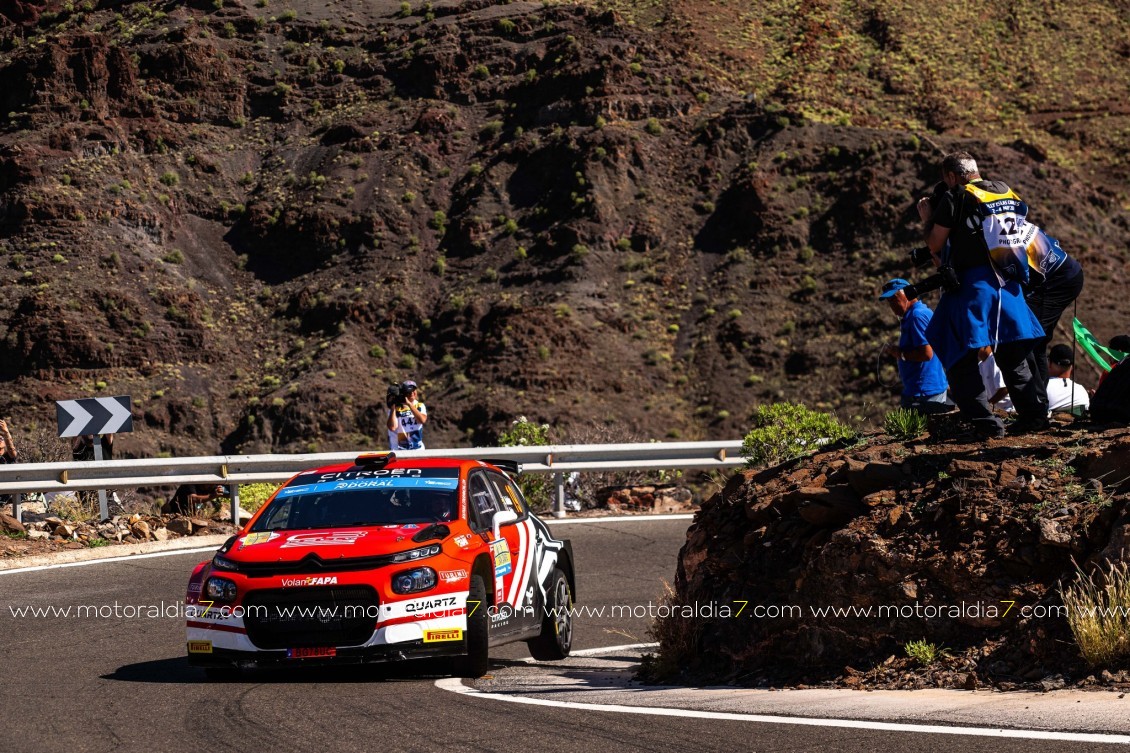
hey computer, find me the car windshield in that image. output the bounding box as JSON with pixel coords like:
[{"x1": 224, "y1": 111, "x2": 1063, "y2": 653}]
[{"x1": 251, "y1": 467, "x2": 459, "y2": 531}]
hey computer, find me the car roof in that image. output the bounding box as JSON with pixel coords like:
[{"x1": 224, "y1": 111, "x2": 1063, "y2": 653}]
[{"x1": 295, "y1": 456, "x2": 497, "y2": 478}]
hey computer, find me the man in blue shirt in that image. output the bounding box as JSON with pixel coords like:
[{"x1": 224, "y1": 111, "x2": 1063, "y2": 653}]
[{"x1": 879, "y1": 278, "x2": 950, "y2": 413}]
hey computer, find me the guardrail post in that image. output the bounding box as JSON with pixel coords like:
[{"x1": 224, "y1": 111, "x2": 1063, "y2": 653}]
[
  {"x1": 12, "y1": 492, "x2": 21, "y2": 524},
  {"x1": 93, "y1": 436, "x2": 109, "y2": 521},
  {"x1": 553, "y1": 471, "x2": 566, "y2": 519},
  {"x1": 230, "y1": 484, "x2": 241, "y2": 530}
]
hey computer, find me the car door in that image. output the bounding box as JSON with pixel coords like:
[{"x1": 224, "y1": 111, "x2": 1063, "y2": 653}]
[
  {"x1": 466, "y1": 471, "x2": 536, "y2": 638},
  {"x1": 486, "y1": 471, "x2": 542, "y2": 634}
]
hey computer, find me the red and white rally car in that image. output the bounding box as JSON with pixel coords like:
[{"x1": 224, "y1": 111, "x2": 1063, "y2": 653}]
[{"x1": 185, "y1": 453, "x2": 575, "y2": 678}]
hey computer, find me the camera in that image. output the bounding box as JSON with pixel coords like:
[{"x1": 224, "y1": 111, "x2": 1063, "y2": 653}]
[
  {"x1": 909, "y1": 245, "x2": 934, "y2": 269},
  {"x1": 928, "y1": 180, "x2": 948, "y2": 207},
  {"x1": 903, "y1": 265, "x2": 961, "y2": 300},
  {"x1": 386, "y1": 383, "x2": 407, "y2": 409}
]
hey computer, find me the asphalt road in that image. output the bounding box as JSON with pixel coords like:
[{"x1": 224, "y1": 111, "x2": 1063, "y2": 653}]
[{"x1": 0, "y1": 519, "x2": 1122, "y2": 752}]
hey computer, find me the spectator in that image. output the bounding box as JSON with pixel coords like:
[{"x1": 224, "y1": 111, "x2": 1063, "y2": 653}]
[
  {"x1": 1110, "y1": 335, "x2": 1130, "y2": 357},
  {"x1": 0, "y1": 419, "x2": 17, "y2": 464},
  {"x1": 1046, "y1": 344, "x2": 1089, "y2": 415},
  {"x1": 917, "y1": 151, "x2": 1048, "y2": 438},
  {"x1": 387, "y1": 379, "x2": 428, "y2": 451},
  {"x1": 0, "y1": 419, "x2": 17, "y2": 509},
  {"x1": 1024, "y1": 244, "x2": 1083, "y2": 388},
  {"x1": 163, "y1": 484, "x2": 226, "y2": 516},
  {"x1": 978, "y1": 353, "x2": 1015, "y2": 415},
  {"x1": 72, "y1": 434, "x2": 114, "y2": 510},
  {"x1": 1091, "y1": 354, "x2": 1130, "y2": 424},
  {"x1": 72, "y1": 433, "x2": 113, "y2": 461},
  {"x1": 878, "y1": 279, "x2": 950, "y2": 414}
]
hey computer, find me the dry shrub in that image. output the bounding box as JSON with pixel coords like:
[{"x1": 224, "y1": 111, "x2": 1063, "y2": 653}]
[
  {"x1": 11, "y1": 420, "x2": 70, "y2": 464},
  {"x1": 639, "y1": 581, "x2": 704, "y2": 681},
  {"x1": 1060, "y1": 559, "x2": 1130, "y2": 667}
]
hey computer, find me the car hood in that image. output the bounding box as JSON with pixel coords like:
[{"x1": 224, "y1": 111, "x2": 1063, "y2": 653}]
[{"x1": 224, "y1": 525, "x2": 440, "y2": 563}]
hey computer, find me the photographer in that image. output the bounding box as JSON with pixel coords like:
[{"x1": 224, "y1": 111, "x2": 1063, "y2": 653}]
[
  {"x1": 878, "y1": 279, "x2": 950, "y2": 414},
  {"x1": 386, "y1": 379, "x2": 428, "y2": 451},
  {"x1": 916, "y1": 151, "x2": 1048, "y2": 438},
  {"x1": 163, "y1": 484, "x2": 226, "y2": 516}
]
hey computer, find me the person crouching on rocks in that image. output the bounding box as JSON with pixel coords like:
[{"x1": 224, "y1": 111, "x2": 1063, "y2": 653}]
[{"x1": 878, "y1": 279, "x2": 950, "y2": 414}]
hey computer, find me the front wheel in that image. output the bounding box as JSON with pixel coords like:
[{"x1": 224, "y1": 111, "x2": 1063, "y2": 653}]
[
  {"x1": 454, "y1": 575, "x2": 489, "y2": 678},
  {"x1": 527, "y1": 568, "x2": 572, "y2": 661}
]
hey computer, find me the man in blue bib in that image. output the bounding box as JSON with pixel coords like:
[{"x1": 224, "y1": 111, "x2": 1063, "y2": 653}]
[{"x1": 917, "y1": 151, "x2": 1048, "y2": 438}]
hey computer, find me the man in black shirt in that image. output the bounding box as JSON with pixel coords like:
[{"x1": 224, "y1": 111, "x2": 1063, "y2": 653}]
[{"x1": 917, "y1": 151, "x2": 1049, "y2": 437}]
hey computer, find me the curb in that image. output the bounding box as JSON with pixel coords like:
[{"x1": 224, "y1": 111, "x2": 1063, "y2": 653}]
[{"x1": 0, "y1": 533, "x2": 230, "y2": 572}]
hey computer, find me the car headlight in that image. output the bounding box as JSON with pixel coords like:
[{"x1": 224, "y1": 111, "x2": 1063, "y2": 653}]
[
  {"x1": 389, "y1": 544, "x2": 441, "y2": 563},
  {"x1": 211, "y1": 554, "x2": 240, "y2": 572},
  {"x1": 205, "y1": 577, "x2": 238, "y2": 602},
  {"x1": 392, "y1": 567, "x2": 437, "y2": 594}
]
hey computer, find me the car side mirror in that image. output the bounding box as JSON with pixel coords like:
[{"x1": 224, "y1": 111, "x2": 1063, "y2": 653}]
[{"x1": 492, "y1": 510, "x2": 518, "y2": 539}]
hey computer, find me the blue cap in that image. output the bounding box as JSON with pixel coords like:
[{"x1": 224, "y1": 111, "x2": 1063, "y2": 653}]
[{"x1": 879, "y1": 278, "x2": 910, "y2": 299}]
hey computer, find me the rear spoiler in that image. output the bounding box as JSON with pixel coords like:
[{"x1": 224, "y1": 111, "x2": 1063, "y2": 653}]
[{"x1": 480, "y1": 459, "x2": 521, "y2": 476}]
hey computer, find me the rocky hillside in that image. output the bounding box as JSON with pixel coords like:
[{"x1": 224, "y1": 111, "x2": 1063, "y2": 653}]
[
  {"x1": 655, "y1": 420, "x2": 1130, "y2": 689},
  {"x1": 1, "y1": 1, "x2": 1129, "y2": 458}
]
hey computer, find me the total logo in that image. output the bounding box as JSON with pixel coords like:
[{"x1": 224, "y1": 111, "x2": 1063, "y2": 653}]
[{"x1": 281, "y1": 576, "x2": 340, "y2": 587}]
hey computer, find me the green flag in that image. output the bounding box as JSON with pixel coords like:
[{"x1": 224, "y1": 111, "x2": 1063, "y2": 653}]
[{"x1": 1073, "y1": 318, "x2": 1129, "y2": 372}]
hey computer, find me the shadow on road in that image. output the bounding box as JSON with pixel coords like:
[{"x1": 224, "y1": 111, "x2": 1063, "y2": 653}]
[{"x1": 103, "y1": 656, "x2": 470, "y2": 684}]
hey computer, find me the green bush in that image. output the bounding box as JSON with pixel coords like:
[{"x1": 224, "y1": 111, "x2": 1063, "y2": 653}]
[
  {"x1": 499, "y1": 416, "x2": 552, "y2": 511},
  {"x1": 884, "y1": 408, "x2": 928, "y2": 440},
  {"x1": 904, "y1": 638, "x2": 948, "y2": 666},
  {"x1": 235, "y1": 483, "x2": 281, "y2": 513},
  {"x1": 741, "y1": 402, "x2": 855, "y2": 467}
]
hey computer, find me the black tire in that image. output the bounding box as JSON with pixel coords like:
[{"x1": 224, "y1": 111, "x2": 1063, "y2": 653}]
[
  {"x1": 203, "y1": 666, "x2": 241, "y2": 682},
  {"x1": 454, "y1": 574, "x2": 490, "y2": 678},
  {"x1": 527, "y1": 568, "x2": 572, "y2": 661}
]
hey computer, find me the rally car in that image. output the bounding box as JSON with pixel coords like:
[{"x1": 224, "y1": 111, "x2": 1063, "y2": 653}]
[{"x1": 185, "y1": 453, "x2": 575, "y2": 678}]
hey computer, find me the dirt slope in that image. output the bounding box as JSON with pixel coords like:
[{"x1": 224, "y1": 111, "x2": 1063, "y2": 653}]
[{"x1": 1, "y1": 1, "x2": 1128, "y2": 458}]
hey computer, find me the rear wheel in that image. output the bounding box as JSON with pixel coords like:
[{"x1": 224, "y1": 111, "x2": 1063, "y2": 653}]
[
  {"x1": 527, "y1": 568, "x2": 572, "y2": 660},
  {"x1": 454, "y1": 575, "x2": 489, "y2": 678}
]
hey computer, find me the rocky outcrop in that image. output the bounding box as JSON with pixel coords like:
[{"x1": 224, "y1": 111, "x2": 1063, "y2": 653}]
[{"x1": 659, "y1": 425, "x2": 1130, "y2": 689}]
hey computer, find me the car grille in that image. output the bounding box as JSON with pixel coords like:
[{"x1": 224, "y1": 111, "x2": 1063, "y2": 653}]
[
  {"x1": 242, "y1": 586, "x2": 379, "y2": 650},
  {"x1": 227, "y1": 553, "x2": 399, "y2": 578}
]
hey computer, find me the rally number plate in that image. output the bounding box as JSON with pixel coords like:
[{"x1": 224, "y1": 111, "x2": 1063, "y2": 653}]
[{"x1": 286, "y1": 646, "x2": 337, "y2": 659}]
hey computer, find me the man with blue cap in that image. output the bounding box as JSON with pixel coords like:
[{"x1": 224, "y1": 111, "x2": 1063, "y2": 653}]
[{"x1": 879, "y1": 279, "x2": 950, "y2": 413}]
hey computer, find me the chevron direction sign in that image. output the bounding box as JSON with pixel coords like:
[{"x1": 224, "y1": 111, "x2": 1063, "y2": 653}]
[{"x1": 56, "y1": 396, "x2": 134, "y2": 438}]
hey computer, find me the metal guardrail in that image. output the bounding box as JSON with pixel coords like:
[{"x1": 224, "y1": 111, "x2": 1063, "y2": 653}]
[{"x1": 0, "y1": 441, "x2": 745, "y2": 522}]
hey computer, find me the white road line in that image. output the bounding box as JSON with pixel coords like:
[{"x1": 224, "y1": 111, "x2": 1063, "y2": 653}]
[
  {"x1": 545, "y1": 514, "x2": 693, "y2": 525},
  {"x1": 0, "y1": 516, "x2": 688, "y2": 576},
  {"x1": 434, "y1": 677, "x2": 1130, "y2": 744},
  {"x1": 569, "y1": 642, "x2": 657, "y2": 656},
  {"x1": 0, "y1": 546, "x2": 220, "y2": 576},
  {"x1": 509, "y1": 643, "x2": 657, "y2": 664}
]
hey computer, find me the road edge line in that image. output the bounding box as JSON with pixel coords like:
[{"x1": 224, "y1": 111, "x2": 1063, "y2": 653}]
[{"x1": 434, "y1": 675, "x2": 1130, "y2": 744}]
